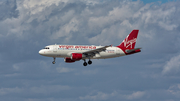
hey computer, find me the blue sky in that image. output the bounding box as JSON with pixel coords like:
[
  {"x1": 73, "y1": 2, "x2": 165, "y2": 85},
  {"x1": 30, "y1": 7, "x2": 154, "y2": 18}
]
[
  {"x1": 140, "y1": 0, "x2": 176, "y2": 4},
  {"x1": 0, "y1": 0, "x2": 180, "y2": 101}
]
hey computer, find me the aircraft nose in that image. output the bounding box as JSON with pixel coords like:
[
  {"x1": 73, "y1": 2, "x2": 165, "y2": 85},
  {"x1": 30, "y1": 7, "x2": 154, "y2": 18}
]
[{"x1": 39, "y1": 50, "x2": 44, "y2": 55}]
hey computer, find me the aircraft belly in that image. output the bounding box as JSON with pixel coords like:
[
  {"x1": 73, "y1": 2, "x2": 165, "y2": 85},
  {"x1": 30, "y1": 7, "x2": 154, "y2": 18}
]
[
  {"x1": 91, "y1": 48, "x2": 126, "y2": 59},
  {"x1": 91, "y1": 52, "x2": 116, "y2": 59}
]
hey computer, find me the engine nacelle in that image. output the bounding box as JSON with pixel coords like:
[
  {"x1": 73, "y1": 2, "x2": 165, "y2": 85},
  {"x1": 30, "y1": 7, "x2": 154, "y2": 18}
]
[
  {"x1": 64, "y1": 57, "x2": 75, "y2": 63},
  {"x1": 71, "y1": 53, "x2": 83, "y2": 60}
]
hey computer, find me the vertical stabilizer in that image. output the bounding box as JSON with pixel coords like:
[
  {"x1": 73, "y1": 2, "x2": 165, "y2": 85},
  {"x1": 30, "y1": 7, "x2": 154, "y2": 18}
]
[{"x1": 117, "y1": 30, "x2": 140, "y2": 54}]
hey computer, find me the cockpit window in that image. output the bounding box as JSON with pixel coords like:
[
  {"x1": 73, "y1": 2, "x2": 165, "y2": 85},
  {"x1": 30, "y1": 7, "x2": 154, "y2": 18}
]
[{"x1": 44, "y1": 47, "x2": 50, "y2": 49}]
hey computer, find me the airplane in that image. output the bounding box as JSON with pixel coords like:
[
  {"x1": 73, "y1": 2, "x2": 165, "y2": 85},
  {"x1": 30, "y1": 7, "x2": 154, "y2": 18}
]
[{"x1": 39, "y1": 30, "x2": 141, "y2": 66}]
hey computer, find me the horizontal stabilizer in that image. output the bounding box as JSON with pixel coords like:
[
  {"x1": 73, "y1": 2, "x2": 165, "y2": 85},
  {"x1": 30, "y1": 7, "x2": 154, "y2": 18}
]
[{"x1": 125, "y1": 48, "x2": 141, "y2": 53}]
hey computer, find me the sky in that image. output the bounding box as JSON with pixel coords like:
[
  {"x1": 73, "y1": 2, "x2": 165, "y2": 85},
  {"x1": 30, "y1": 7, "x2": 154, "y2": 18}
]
[
  {"x1": 0, "y1": 0, "x2": 180, "y2": 101},
  {"x1": 140, "y1": 0, "x2": 175, "y2": 4}
]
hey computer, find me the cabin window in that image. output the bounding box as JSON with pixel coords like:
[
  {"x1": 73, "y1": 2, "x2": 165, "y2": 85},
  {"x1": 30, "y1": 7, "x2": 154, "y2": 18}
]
[{"x1": 44, "y1": 47, "x2": 50, "y2": 49}]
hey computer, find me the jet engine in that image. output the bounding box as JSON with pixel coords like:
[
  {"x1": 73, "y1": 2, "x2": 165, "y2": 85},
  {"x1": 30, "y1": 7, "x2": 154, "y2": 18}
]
[
  {"x1": 64, "y1": 57, "x2": 75, "y2": 63},
  {"x1": 71, "y1": 53, "x2": 83, "y2": 60},
  {"x1": 64, "y1": 53, "x2": 84, "y2": 63}
]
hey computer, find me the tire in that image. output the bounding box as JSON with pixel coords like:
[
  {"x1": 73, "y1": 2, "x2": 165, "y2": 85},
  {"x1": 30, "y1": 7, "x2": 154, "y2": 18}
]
[
  {"x1": 83, "y1": 62, "x2": 87, "y2": 66},
  {"x1": 88, "y1": 60, "x2": 92, "y2": 65}
]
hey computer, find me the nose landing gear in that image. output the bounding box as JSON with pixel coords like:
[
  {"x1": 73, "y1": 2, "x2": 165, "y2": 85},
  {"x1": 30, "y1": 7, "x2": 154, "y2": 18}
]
[{"x1": 52, "y1": 57, "x2": 56, "y2": 64}]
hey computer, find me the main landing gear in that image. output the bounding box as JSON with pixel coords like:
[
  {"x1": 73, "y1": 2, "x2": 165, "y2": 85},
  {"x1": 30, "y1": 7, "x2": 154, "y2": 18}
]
[
  {"x1": 52, "y1": 57, "x2": 56, "y2": 64},
  {"x1": 83, "y1": 59, "x2": 92, "y2": 66}
]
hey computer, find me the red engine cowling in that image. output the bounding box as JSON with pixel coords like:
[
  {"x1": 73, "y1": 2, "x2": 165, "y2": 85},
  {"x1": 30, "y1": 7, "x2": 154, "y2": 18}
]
[
  {"x1": 71, "y1": 53, "x2": 82, "y2": 60},
  {"x1": 64, "y1": 57, "x2": 75, "y2": 63}
]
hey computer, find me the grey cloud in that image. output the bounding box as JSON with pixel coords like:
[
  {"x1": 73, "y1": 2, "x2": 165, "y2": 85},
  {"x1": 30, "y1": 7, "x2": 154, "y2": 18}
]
[
  {"x1": 168, "y1": 84, "x2": 180, "y2": 97},
  {"x1": 162, "y1": 54, "x2": 180, "y2": 75},
  {"x1": 0, "y1": 0, "x2": 180, "y2": 101},
  {"x1": 0, "y1": 0, "x2": 19, "y2": 21},
  {"x1": 79, "y1": 91, "x2": 146, "y2": 101},
  {"x1": 56, "y1": 66, "x2": 75, "y2": 73},
  {"x1": 79, "y1": 91, "x2": 117, "y2": 100}
]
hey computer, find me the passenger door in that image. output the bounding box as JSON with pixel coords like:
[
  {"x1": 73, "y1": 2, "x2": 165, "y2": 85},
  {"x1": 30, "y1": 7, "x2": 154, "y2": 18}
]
[{"x1": 53, "y1": 45, "x2": 57, "y2": 52}]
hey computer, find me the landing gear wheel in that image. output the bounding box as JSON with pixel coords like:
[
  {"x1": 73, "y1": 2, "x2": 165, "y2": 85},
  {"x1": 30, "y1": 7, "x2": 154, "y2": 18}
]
[
  {"x1": 52, "y1": 61, "x2": 56, "y2": 64},
  {"x1": 83, "y1": 62, "x2": 87, "y2": 66},
  {"x1": 88, "y1": 60, "x2": 92, "y2": 65}
]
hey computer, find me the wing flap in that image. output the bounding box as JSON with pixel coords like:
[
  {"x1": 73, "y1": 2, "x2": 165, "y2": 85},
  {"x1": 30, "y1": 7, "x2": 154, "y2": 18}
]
[{"x1": 82, "y1": 45, "x2": 111, "y2": 56}]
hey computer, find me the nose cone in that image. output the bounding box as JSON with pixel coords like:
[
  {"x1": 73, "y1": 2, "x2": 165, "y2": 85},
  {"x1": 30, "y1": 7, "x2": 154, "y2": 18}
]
[{"x1": 39, "y1": 50, "x2": 44, "y2": 55}]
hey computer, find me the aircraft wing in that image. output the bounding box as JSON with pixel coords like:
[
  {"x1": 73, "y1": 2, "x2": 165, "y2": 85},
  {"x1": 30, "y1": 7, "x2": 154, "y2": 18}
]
[{"x1": 82, "y1": 45, "x2": 111, "y2": 57}]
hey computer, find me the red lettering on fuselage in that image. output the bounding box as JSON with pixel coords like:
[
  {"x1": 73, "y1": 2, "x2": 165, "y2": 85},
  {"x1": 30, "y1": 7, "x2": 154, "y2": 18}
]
[{"x1": 59, "y1": 45, "x2": 96, "y2": 49}]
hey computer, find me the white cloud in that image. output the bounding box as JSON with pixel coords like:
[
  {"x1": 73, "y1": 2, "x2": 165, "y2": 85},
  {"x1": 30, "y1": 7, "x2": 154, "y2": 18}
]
[
  {"x1": 139, "y1": 4, "x2": 178, "y2": 30},
  {"x1": 1, "y1": 0, "x2": 180, "y2": 101},
  {"x1": 125, "y1": 91, "x2": 145, "y2": 100},
  {"x1": 2, "y1": 0, "x2": 179, "y2": 44},
  {"x1": 12, "y1": 62, "x2": 24, "y2": 71},
  {"x1": 168, "y1": 84, "x2": 180, "y2": 97},
  {"x1": 51, "y1": 17, "x2": 79, "y2": 40},
  {"x1": 162, "y1": 54, "x2": 180, "y2": 75},
  {"x1": 87, "y1": 1, "x2": 179, "y2": 45},
  {"x1": 81, "y1": 69, "x2": 98, "y2": 75},
  {"x1": 88, "y1": 4, "x2": 136, "y2": 30},
  {"x1": 79, "y1": 91, "x2": 146, "y2": 100},
  {"x1": 79, "y1": 91, "x2": 117, "y2": 100},
  {"x1": 56, "y1": 67, "x2": 74, "y2": 73},
  {"x1": 30, "y1": 85, "x2": 70, "y2": 94},
  {"x1": 75, "y1": 69, "x2": 98, "y2": 75},
  {"x1": 0, "y1": 87, "x2": 23, "y2": 95},
  {"x1": 0, "y1": 85, "x2": 70, "y2": 97},
  {"x1": 22, "y1": 0, "x2": 67, "y2": 14},
  {"x1": 4, "y1": 73, "x2": 20, "y2": 77},
  {"x1": 89, "y1": 25, "x2": 122, "y2": 45}
]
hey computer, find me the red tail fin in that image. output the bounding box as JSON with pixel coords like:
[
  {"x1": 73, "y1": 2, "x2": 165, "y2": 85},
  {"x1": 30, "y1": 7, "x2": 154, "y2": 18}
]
[{"x1": 117, "y1": 30, "x2": 139, "y2": 53}]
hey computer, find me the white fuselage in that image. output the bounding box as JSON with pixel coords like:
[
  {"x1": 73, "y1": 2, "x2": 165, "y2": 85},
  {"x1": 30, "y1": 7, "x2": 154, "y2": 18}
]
[
  {"x1": 39, "y1": 45, "x2": 126, "y2": 59},
  {"x1": 39, "y1": 30, "x2": 141, "y2": 66}
]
